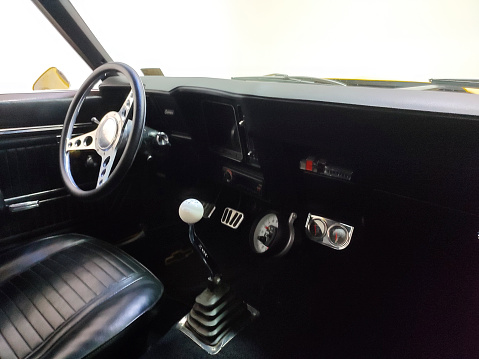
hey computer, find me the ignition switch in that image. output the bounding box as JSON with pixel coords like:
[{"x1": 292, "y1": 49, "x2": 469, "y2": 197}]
[{"x1": 156, "y1": 132, "x2": 170, "y2": 147}]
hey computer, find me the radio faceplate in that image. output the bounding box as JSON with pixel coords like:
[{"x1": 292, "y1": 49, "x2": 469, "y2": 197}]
[{"x1": 222, "y1": 166, "x2": 263, "y2": 197}]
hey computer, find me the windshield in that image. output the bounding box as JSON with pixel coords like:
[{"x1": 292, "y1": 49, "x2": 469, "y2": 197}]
[
  {"x1": 69, "y1": 0, "x2": 479, "y2": 83},
  {"x1": 0, "y1": 2, "x2": 90, "y2": 93}
]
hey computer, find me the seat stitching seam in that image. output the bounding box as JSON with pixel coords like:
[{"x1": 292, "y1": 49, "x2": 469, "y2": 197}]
[
  {"x1": 0, "y1": 287, "x2": 44, "y2": 343},
  {"x1": 0, "y1": 291, "x2": 34, "y2": 350},
  {"x1": 39, "y1": 262, "x2": 86, "y2": 306},
  {"x1": 68, "y1": 247, "x2": 118, "y2": 281},
  {"x1": 29, "y1": 267, "x2": 77, "y2": 313},
  {"x1": 19, "y1": 272, "x2": 67, "y2": 321},
  {"x1": 71, "y1": 246, "x2": 121, "y2": 282},
  {"x1": 46, "y1": 257, "x2": 96, "y2": 301},
  {"x1": 28, "y1": 273, "x2": 144, "y2": 359},
  {"x1": 0, "y1": 329, "x2": 19, "y2": 359},
  {"x1": 87, "y1": 241, "x2": 137, "y2": 272},
  {"x1": 77, "y1": 244, "x2": 128, "y2": 277},
  {"x1": 78, "y1": 243, "x2": 133, "y2": 276},
  {"x1": 8, "y1": 280, "x2": 55, "y2": 333},
  {"x1": 0, "y1": 238, "x2": 88, "y2": 285},
  {"x1": 55, "y1": 252, "x2": 109, "y2": 289}
]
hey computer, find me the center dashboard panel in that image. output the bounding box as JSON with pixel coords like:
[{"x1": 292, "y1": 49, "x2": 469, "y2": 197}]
[{"x1": 143, "y1": 88, "x2": 365, "y2": 254}]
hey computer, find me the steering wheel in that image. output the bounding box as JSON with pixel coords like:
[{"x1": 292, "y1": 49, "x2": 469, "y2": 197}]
[{"x1": 59, "y1": 62, "x2": 146, "y2": 199}]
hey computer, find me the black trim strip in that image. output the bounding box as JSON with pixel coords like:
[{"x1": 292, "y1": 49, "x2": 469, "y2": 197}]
[{"x1": 32, "y1": 0, "x2": 112, "y2": 69}]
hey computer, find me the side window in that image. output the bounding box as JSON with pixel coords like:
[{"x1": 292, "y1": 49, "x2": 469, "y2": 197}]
[{"x1": 0, "y1": 3, "x2": 91, "y2": 94}]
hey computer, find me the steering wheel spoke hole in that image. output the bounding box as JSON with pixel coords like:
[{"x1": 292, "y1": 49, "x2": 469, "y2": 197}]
[{"x1": 84, "y1": 136, "x2": 93, "y2": 146}]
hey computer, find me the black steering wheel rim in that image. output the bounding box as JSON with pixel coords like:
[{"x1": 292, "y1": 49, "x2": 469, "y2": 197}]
[{"x1": 59, "y1": 62, "x2": 146, "y2": 200}]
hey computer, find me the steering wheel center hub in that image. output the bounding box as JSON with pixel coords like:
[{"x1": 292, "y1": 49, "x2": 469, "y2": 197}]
[{"x1": 97, "y1": 115, "x2": 119, "y2": 150}]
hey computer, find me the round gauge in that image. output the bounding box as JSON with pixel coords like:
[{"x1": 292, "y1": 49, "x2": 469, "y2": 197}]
[
  {"x1": 250, "y1": 213, "x2": 279, "y2": 254},
  {"x1": 307, "y1": 218, "x2": 327, "y2": 240},
  {"x1": 328, "y1": 225, "x2": 349, "y2": 247}
]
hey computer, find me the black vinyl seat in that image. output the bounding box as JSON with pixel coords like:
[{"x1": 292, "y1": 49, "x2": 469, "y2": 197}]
[{"x1": 0, "y1": 234, "x2": 163, "y2": 359}]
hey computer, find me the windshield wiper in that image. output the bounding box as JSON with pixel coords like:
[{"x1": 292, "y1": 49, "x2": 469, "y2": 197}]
[
  {"x1": 232, "y1": 73, "x2": 347, "y2": 86},
  {"x1": 430, "y1": 78, "x2": 479, "y2": 88},
  {"x1": 398, "y1": 79, "x2": 479, "y2": 92}
]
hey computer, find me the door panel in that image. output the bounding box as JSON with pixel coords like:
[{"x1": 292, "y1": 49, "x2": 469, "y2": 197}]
[
  {"x1": 0, "y1": 92, "x2": 102, "y2": 249},
  {"x1": 1, "y1": 141, "x2": 62, "y2": 198}
]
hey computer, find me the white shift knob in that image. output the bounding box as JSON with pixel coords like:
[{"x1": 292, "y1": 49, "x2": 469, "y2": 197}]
[{"x1": 179, "y1": 199, "x2": 204, "y2": 224}]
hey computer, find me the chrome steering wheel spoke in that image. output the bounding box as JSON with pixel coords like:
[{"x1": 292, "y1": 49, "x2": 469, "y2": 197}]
[
  {"x1": 118, "y1": 90, "x2": 134, "y2": 126},
  {"x1": 66, "y1": 130, "x2": 97, "y2": 152},
  {"x1": 96, "y1": 149, "x2": 117, "y2": 188}
]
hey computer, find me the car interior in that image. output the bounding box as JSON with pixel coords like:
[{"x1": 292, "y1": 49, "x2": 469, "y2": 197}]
[{"x1": 0, "y1": 1, "x2": 478, "y2": 358}]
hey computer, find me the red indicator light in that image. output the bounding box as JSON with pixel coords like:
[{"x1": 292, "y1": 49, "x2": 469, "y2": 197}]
[{"x1": 305, "y1": 160, "x2": 313, "y2": 171}]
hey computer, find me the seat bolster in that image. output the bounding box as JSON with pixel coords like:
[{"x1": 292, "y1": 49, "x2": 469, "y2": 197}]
[
  {"x1": 0, "y1": 234, "x2": 88, "y2": 285},
  {"x1": 0, "y1": 234, "x2": 163, "y2": 359},
  {"x1": 29, "y1": 275, "x2": 163, "y2": 359}
]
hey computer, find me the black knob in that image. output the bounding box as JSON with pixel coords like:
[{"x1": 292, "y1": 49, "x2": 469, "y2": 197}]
[
  {"x1": 85, "y1": 155, "x2": 98, "y2": 168},
  {"x1": 223, "y1": 169, "x2": 233, "y2": 183}
]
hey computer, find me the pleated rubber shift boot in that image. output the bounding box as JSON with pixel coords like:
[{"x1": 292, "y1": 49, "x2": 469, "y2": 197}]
[{"x1": 177, "y1": 282, "x2": 258, "y2": 354}]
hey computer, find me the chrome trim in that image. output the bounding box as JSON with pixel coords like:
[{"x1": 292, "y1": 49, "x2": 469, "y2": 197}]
[
  {"x1": 5, "y1": 188, "x2": 66, "y2": 205},
  {"x1": 8, "y1": 200, "x2": 39, "y2": 213},
  {"x1": 221, "y1": 208, "x2": 244, "y2": 229},
  {"x1": 38, "y1": 195, "x2": 70, "y2": 204},
  {"x1": 305, "y1": 213, "x2": 354, "y2": 250},
  {"x1": 327, "y1": 224, "x2": 351, "y2": 247},
  {"x1": 0, "y1": 123, "x2": 91, "y2": 136}
]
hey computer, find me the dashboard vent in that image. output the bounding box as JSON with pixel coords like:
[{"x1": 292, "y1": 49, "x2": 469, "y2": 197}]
[{"x1": 221, "y1": 208, "x2": 244, "y2": 229}]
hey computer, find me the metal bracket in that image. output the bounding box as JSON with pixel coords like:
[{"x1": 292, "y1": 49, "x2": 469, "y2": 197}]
[{"x1": 276, "y1": 212, "x2": 298, "y2": 257}]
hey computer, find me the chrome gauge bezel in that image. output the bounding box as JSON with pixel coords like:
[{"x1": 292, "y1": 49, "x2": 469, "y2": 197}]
[
  {"x1": 251, "y1": 212, "x2": 279, "y2": 254},
  {"x1": 305, "y1": 213, "x2": 354, "y2": 250},
  {"x1": 306, "y1": 216, "x2": 327, "y2": 240},
  {"x1": 327, "y1": 224, "x2": 350, "y2": 248},
  {"x1": 249, "y1": 211, "x2": 298, "y2": 256}
]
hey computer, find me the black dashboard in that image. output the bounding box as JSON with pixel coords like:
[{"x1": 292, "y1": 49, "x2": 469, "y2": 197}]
[
  {"x1": 97, "y1": 75, "x2": 479, "y2": 260},
  {"x1": 103, "y1": 77, "x2": 479, "y2": 218}
]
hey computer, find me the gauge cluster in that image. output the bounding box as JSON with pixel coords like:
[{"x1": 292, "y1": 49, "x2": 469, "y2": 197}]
[
  {"x1": 250, "y1": 212, "x2": 279, "y2": 254},
  {"x1": 249, "y1": 212, "x2": 298, "y2": 256},
  {"x1": 305, "y1": 213, "x2": 354, "y2": 250},
  {"x1": 248, "y1": 211, "x2": 354, "y2": 255}
]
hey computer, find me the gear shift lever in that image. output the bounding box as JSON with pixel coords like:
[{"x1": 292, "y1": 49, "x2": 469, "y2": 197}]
[
  {"x1": 179, "y1": 199, "x2": 221, "y2": 283},
  {"x1": 177, "y1": 199, "x2": 258, "y2": 354}
]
